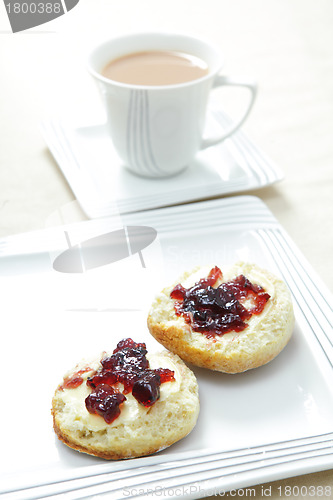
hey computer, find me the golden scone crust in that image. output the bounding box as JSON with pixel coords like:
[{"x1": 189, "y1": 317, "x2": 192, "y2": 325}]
[
  {"x1": 147, "y1": 262, "x2": 295, "y2": 373},
  {"x1": 52, "y1": 350, "x2": 199, "y2": 460}
]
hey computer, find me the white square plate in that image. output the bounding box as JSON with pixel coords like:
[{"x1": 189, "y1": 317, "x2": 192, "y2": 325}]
[
  {"x1": 41, "y1": 109, "x2": 284, "y2": 218},
  {"x1": 0, "y1": 196, "x2": 332, "y2": 499}
]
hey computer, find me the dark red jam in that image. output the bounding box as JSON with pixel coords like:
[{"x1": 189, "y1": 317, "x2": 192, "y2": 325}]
[
  {"x1": 85, "y1": 384, "x2": 126, "y2": 424},
  {"x1": 88, "y1": 338, "x2": 150, "y2": 394},
  {"x1": 170, "y1": 266, "x2": 270, "y2": 338},
  {"x1": 82, "y1": 338, "x2": 174, "y2": 423}
]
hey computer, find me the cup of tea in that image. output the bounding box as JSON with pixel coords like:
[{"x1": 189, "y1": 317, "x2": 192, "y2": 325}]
[{"x1": 88, "y1": 32, "x2": 257, "y2": 178}]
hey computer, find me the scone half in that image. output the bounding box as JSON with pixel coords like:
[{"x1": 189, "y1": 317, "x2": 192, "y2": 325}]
[
  {"x1": 52, "y1": 343, "x2": 199, "y2": 460},
  {"x1": 147, "y1": 262, "x2": 294, "y2": 373}
]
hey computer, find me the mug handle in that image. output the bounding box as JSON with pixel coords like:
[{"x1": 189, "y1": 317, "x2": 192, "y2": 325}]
[{"x1": 201, "y1": 75, "x2": 257, "y2": 150}]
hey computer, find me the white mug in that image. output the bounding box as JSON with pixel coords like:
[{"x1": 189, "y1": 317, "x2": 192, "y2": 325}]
[{"x1": 88, "y1": 32, "x2": 257, "y2": 178}]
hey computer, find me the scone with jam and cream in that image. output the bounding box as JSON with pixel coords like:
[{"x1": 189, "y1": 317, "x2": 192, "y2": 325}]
[
  {"x1": 52, "y1": 338, "x2": 199, "y2": 460},
  {"x1": 147, "y1": 262, "x2": 294, "y2": 373}
]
